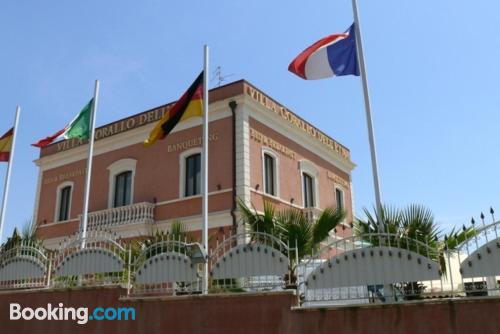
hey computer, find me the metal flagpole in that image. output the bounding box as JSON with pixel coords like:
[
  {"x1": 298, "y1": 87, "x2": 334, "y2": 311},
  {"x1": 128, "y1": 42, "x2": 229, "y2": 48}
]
[
  {"x1": 202, "y1": 45, "x2": 210, "y2": 294},
  {"x1": 0, "y1": 106, "x2": 21, "y2": 243},
  {"x1": 80, "y1": 80, "x2": 100, "y2": 248},
  {"x1": 351, "y1": 0, "x2": 383, "y2": 225}
]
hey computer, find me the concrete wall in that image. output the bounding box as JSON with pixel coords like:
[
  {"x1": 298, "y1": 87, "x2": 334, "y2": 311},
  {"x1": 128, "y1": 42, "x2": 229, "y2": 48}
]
[{"x1": 1, "y1": 287, "x2": 500, "y2": 334}]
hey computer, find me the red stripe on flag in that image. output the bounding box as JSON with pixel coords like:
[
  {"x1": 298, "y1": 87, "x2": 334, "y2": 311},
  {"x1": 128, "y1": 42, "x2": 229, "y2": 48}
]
[
  {"x1": 288, "y1": 33, "x2": 348, "y2": 79},
  {"x1": 31, "y1": 128, "x2": 66, "y2": 148},
  {"x1": 0, "y1": 152, "x2": 10, "y2": 162}
]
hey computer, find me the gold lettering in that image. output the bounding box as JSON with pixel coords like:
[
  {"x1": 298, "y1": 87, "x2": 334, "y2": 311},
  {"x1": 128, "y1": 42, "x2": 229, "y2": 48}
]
[
  {"x1": 245, "y1": 86, "x2": 350, "y2": 161},
  {"x1": 166, "y1": 132, "x2": 220, "y2": 153},
  {"x1": 250, "y1": 128, "x2": 296, "y2": 160},
  {"x1": 327, "y1": 171, "x2": 349, "y2": 188},
  {"x1": 126, "y1": 118, "x2": 135, "y2": 129},
  {"x1": 43, "y1": 168, "x2": 87, "y2": 185}
]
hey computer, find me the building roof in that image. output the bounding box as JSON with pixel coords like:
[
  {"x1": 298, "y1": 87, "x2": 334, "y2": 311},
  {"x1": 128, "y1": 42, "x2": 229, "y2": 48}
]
[{"x1": 38, "y1": 79, "x2": 351, "y2": 162}]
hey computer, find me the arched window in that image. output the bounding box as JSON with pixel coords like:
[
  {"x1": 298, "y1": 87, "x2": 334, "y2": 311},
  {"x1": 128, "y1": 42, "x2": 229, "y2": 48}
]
[
  {"x1": 263, "y1": 153, "x2": 275, "y2": 195},
  {"x1": 114, "y1": 171, "x2": 133, "y2": 207},
  {"x1": 55, "y1": 181, "x2": 73, "y2": 222},
  {"x1": 107, "y1": 158, "x2": 137, "y2": 208},
  {"x1": 185, "y1": 153, "x2": 201, "y2": 197},
  {"x1": 335, "y1": 187, "x2": 345, "y2": 210},
  {"x1": 302, "y1": 173, "x2": 315, "y2": 208},
  {"x1": 299, "y1": 160, "x2": 319, "y2": 208}
]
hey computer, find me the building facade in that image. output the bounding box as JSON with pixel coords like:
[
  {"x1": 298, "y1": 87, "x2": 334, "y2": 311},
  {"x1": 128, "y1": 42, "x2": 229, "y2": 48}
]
[{"x1": 33, "y1": 80, "x2": 356, "y2": 248}]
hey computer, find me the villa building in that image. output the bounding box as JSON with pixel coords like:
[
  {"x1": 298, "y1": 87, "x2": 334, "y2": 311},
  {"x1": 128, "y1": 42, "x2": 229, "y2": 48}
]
[{"x1": 32, "y1": 80, "x2": 356, "y2": 248}]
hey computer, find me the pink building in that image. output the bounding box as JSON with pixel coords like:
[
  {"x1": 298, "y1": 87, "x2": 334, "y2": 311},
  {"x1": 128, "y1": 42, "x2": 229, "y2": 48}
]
[{"x1": 33, "y1": 80, "x2": 356, "y2": 248}]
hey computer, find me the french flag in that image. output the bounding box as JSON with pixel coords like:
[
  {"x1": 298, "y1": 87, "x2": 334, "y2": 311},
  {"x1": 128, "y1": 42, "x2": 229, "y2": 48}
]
[{"x1": 288, "y1": 24, "x2": 359, "y2": 80}]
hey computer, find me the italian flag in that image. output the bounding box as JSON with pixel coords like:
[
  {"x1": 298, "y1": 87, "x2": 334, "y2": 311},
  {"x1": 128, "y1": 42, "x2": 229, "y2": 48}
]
[
  {"x1": 0, "y1": 128, "x2": 14, "y2": 162},
  {"x1": 32, "y1": 99, "x2": 93, "y2": 148}
]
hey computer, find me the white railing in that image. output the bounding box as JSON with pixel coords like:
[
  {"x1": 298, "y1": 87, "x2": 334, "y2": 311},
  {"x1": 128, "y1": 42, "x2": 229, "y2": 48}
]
[
  {"x1": 83, "y1": 202, "x2": 155, "y2": 229},
  {"x1": 303, "y1": 207, "x2": 322, "y2": 222}
]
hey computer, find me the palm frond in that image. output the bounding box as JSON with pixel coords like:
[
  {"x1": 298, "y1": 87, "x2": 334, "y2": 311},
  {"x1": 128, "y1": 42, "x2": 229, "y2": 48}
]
[
  {"x1": 311, "y1": 207, "x2": 345, "y2": 249},
  {"x1": 276, "y1": 209, "x2": 311, "y2": 259},
  {"x1": 169, "y1": 220, "x2": 188, "y2": 240},
  {"x1": 237, "y1": 197, "x2": 277, "y2": 236},
  {"x1": 237, "y1": 197, "x2": 259, "y2": 227},
  {"x1": 442, "y1": 226, "x2": 476, "y2": 251}
]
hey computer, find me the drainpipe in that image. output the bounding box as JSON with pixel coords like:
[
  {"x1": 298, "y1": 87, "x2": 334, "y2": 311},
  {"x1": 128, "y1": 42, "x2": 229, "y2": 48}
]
[{"x1": 229, "y1": 100, "x2": 238, "y2": 232}]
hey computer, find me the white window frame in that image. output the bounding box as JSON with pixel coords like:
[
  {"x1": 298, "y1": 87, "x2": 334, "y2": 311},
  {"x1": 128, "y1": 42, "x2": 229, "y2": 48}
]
[
  {"x1": 334, "y1": 185, "x2": 345, "y2": 211},
  {"x1": 179, "y1": 147, "x2": 202, "y2": 198},
  {"x1": 107, "y1": 158, "x2": 137, "y2": 208},
  {"x1": 261, "y1": 148, "x2": 280, "y2": 198},
  {"x1": 299, "y1": 160, "x2": 320, "y2": 209},
  {"x1": 54, "y1": 181, "x2": 74, "y2": 222}
]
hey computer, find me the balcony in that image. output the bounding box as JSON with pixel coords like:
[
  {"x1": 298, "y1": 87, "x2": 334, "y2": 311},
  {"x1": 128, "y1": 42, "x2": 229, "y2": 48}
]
[
  {"x1": 83, "y1": 202, "x2": 155, "y2": 229},
  {"x1": 303, "y1": 207, "x2": 322, "y2": 222}
]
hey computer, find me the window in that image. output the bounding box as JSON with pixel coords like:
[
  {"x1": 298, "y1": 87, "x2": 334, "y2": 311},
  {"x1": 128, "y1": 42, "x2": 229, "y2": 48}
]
[
  {"x1": 335, "y1": 188, "x2": 344, "y2": 210},
  {"x1": 58, "y1": 186, "x2": 72, "y2": 221},
  {"x1": 185, "y1": 153, "x2": 201, "y2": 197},
  {"x1": 114, "y1": 171, "x2": 132, "y2": 207},
  {"x1": 299, "y1": 160, "x2": 319, "y2": 208},
  {"x1": 303, "y1": 173, "x2": 315, "y2": 208},
  {"x1": 107, "y1": 158, "x2": 137, "y2": 209},
  {"x1": 263, "y1": 153, "x2": 276, "y2": 196}
]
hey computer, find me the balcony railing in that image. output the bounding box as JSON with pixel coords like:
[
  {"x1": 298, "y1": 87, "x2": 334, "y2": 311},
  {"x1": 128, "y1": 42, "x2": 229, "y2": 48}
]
[
  {"x1": 303, "y1": 207, "x2": 322, "y2": 222},
  {"x1": 83, "y1": 202, "x2": 155, "y2": 229}
]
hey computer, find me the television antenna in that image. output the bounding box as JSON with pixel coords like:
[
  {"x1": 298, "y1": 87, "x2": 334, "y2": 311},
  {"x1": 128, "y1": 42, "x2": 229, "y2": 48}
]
[{"x1": 212, "y1": 66, "x2": 234, "y2": 87}]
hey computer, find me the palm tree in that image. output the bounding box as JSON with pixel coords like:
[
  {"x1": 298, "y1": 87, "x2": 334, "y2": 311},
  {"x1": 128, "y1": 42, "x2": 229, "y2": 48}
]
[
  {"x1": 355, "y1": 204, "x2": 475, "y2": 298},
  {"x1": 1, "y1": 228, "x2": 23, "y2": 252},
  {"x1": 1, "y1": 219, "x2": 43, "y2": 252},
  {"x1": 237, "y1": 198, "x2": 346, "y2": 263},
  {"x1": 355, "y1": 204, "x2": 474, "y2": 264},
  {"x1": 141, "y1": 220, "x2": 190, "y2": 256}
]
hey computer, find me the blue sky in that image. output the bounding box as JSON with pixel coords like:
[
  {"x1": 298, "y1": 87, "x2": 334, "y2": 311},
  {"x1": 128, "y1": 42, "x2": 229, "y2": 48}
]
[{"x1": 0, "y1": 0, "x2": 499, "y2": 241}]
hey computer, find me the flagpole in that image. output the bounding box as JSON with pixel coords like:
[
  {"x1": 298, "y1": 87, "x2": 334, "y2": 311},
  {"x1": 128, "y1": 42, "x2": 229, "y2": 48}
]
[
  {"x1": 202, "y1": 45, "x2": 210, "y2": 294},
  {"x1": 80, "y1": 80, "x2": 100, "y2": 248},
  {"x1": 351, "y1": 0, "x2": 383, "y2": 225},
  {"x1": 0, "y1": 106, "x2": 20, "y2": 243}
]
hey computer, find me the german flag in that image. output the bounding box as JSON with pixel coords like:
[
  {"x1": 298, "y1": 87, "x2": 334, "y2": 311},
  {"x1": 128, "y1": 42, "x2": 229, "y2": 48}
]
[
  {"x1": 144, "y1": 72, "x2": 203, "y2": 147},
  {"x1": 0, "y1": 128, "x2": 14, "y2": 162}
]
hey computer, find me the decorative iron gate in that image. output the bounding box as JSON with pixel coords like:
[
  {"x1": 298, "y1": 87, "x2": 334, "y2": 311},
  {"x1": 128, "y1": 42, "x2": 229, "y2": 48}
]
[
  {"x1": 0, "y1": 240, "x2": 49, "y2": 290},
  {"x1": 300, "y1": 232, "x2": 441, "y2": 305},
  {"x1": 51, "y1": 229, "x2": 127, "y2": 288},
  {"x1": 209, "y1": 231, "x2": 296, "y2": 291}
]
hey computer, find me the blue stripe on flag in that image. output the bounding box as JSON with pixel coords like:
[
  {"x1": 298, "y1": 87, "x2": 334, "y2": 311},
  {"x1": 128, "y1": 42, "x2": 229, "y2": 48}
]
[{"x1": 326, "y1": 24, "x2": 360, "y2": 76}]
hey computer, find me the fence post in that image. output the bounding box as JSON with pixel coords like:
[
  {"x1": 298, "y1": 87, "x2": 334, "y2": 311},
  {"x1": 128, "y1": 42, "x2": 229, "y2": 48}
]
[
  {"x1": 46, "y1": 256, "x2": 52, "y2": 288},
  {"x1": 127, "y1": 247, "x2": 132, "y2": 296},
  {"x1": 295, "y1": 239, "x2": 300, "y2": 306}
]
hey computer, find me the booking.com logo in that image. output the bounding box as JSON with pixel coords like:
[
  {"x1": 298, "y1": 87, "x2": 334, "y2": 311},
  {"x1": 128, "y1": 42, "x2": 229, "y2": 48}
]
[{"x1": 10, "y1": 303, "x2": 136, "y2": 325}]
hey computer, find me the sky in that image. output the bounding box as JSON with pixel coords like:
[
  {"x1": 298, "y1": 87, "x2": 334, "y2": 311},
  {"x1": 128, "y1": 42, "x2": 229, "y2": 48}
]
[{"x1": 0, "y1": 0, "x2": 499, "y2": 242}]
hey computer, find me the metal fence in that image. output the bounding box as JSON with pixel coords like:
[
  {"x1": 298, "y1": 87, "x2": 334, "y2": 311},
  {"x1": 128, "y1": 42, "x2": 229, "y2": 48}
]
[
  {"x1": 130, "y1": 235, "x2": 202, "y2": 296},
  {"x1": 445, "y1": 210, "x2": 500, "y2": 297},
  {"x1": 1, "y1": 215, "x2": 500, "y2": 308},
  {"x1": 209, "y1": 231, "x2": 296, "y2": 292},
  {"x1": 50, "y1": 229, "x2": 128, "y2": 289},
  {"x1": 299, "y1": 231, "x2": 442, "y2": 306},
  {"x1": 0, "y1": 239, "x2": 49, "y2": 290}
]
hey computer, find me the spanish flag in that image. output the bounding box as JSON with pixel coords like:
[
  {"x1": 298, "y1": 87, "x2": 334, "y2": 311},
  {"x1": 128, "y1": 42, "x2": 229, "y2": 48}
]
[
  {"x1": 0, "y1": 128, "x2": 14, "y2": 162},
  {"x1": 144, "y1": 71, "x2": 203, "y2": 147}
]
